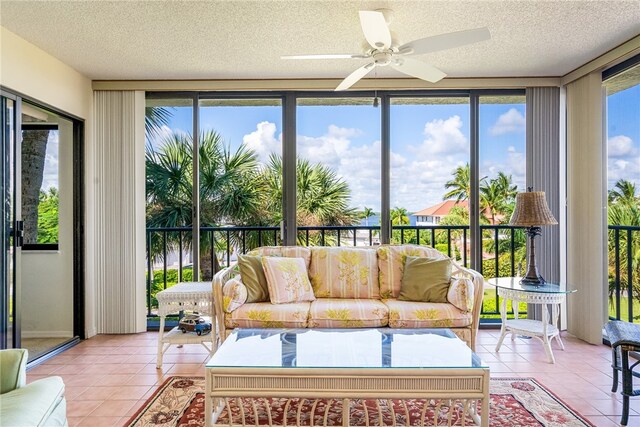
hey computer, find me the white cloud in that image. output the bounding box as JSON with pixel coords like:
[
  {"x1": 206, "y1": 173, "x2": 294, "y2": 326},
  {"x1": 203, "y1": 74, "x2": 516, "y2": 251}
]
[
  {"x1": 242, "y1": 121, "x2": 281, "y2": 163},
  {"x1": 608, "y1": 157, "x2": 640, "y2": 190},
  {"x1": 606, "y1": 135, "x2": 639, "y2": 189},
  {"x1": 298, "y1": 126, "x2": 379, "y2": 210},
  {"x1": 239, "y1": 118, "x2": 530, "y2": 213},
  {"x1": 411, "y1": 115, "x2": 468, "y2": 156},
  {"x1": 608, "y1": 135, "x2": 635, "y2": 157},
  {"x1": 490, "y1": 108, "x2": 525, "y2": 136},
  {"x1": 481, "y1": 145, "x2": 526, "y2": 191}
]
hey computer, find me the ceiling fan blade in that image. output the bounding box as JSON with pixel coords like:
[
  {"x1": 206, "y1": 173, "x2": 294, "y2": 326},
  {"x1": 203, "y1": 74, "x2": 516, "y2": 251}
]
[
  {"x1": 359, "y1": 11, "x2": 392, "y2": 50},
  {"x1": 399, "y1": 27, "x2": 491, "y2": 55},
  {"x1": 335, "y1": 63, "x2": 375, "y2": 91},
  {"x1": 391, "y1": 57, "x2": 446, "y2": 83},
  {"x1": 281, "y1": 53, "x2": 366, "y2": 60}
]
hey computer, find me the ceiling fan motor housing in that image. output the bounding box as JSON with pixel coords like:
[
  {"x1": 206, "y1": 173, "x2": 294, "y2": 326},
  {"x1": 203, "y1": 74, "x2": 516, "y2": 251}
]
[{"x1": 372, "y1": 51, "x2": 392, "y2": 66}]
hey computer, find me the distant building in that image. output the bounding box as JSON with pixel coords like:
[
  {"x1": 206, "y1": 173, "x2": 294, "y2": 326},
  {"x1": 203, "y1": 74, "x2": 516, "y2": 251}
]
[
  {"x1": 412, "y1": 200, "x2": 468, "y2": 225},
  {"x1": 412, "y1": 200, "x2": 503, "y2": 225}
]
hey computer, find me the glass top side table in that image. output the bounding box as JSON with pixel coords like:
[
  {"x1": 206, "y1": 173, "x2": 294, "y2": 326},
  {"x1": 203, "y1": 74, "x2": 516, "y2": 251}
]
[{"x1": 489, "y1": 277, "x2": 576, "y2": 364}]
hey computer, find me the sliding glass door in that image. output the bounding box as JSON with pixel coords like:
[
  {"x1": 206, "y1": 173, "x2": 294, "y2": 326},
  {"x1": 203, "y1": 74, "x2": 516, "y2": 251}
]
[
  {"x1": 1, "y1": 93, "x2": 21, "y2": 350},
  {"x1": 1, "y1": 90, "x2": 84, "y2": 361}
]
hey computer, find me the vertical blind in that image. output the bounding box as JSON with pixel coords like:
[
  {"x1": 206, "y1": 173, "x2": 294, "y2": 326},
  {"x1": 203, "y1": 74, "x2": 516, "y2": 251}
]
[
  {"x1": 526, "y1": 87, "x2": 561, "y2": 284},
  {"x1": 94, "y1": 91, "x2": 146, "y2": 333},
  {"x1": 565, "y1": 73, "x2": 608, "y2": 344}
]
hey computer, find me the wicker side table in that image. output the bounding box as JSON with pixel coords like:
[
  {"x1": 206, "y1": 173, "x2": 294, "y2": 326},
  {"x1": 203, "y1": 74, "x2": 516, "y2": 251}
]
[
  {"x1": 156, "y1": 281, "x2": 216, "y2": 369},
  {"x1": 490, "y1": 277, "x2": 576, "y2": 364}
]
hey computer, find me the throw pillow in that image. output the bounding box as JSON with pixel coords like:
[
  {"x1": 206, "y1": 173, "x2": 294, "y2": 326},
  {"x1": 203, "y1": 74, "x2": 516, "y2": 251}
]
[
  {"x1": 447, "y1": 277, "x2": 475, "y2": 312},
  {"x1": 262, "y1": 257, "x2": 315, "y2": 304},
  {"x1": 238, "y1": 255, "x2": 269, "y2": 303},
  {"x1": 222, "y1": 278, "x2": 248, "y2": 313},
  {"x1": 398, "y1": 256, "x2": 451, "y2": 303}
]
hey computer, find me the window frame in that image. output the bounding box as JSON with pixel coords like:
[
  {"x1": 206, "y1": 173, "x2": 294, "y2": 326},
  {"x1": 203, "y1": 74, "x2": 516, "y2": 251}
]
[{"x1": 145, "y1": 88, "x2": 525, "y2": 273}]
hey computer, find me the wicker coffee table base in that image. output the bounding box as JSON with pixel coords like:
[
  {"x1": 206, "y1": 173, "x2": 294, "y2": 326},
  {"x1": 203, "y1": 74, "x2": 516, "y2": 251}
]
[{"x1": 205, "y1": 368, "x2": 490, "y2": 427}]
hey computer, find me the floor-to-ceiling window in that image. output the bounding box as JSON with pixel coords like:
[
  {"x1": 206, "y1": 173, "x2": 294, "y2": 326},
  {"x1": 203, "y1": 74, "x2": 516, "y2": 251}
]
[
  {"x1": 478, "y1": 95, "x2": 527, "y2": 318},
  {"x1": 390, "y1": 96, "x2": 471, "y2": 258},
  {"x1": 144, "y1": 90, "x2": 528, "y2": 324},
  {"x1": 603, "y1": 57, "x2": 640, "y2": 322},
  {"x1": 296, "y1": 97, "x2": 381, "y2": 246},
  {"x1": 198, "y1": 97, "x2": 283, "y2": 273},
  {"x1": 144, "y1": 97, "x2": 194, "y2": 315}
]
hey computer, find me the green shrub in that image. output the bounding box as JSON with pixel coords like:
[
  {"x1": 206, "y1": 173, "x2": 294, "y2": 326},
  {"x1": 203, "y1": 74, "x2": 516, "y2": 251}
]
[
  {"x1": 146, "y1": 268, "x2": 193, "y2": 308},
  {"x1": 481, "y1": 252, "x2": 525, "y2": 279}
]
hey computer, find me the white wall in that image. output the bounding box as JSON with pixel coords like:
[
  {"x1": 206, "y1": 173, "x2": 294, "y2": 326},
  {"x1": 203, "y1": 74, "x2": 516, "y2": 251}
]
[
  {"x1": 0, "y1": 26, "x2": 96, "y2": 338},
  {"x1": 21, "y1": 117, "x2": 74, "y2": 338}
]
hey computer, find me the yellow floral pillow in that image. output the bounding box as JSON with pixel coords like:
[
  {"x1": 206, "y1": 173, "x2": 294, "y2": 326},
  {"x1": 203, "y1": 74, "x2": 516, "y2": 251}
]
[
  {"x1": 309, "y1": 247, "x2": 379, "y2": 298},
  {"x1": 222, "y1": 278, "x2": 248, "y2": 313},
  {"x1": 262, "y1": 257, "x2": 316, "y2": 304},
  {"x1": 447, "y1": 277, "x2": 475, "y2": 312}
]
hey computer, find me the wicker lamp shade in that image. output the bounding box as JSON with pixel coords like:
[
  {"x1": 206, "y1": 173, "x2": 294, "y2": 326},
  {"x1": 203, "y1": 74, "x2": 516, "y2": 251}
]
[{"x1": 509, "y1": 191, "x2": 557, "y2": 227}]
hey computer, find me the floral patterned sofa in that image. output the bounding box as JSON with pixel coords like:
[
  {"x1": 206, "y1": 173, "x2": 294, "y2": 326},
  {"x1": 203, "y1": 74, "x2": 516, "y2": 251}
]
[{"x1": 212, "y1": 244, "x2": 484, "y2": 350}]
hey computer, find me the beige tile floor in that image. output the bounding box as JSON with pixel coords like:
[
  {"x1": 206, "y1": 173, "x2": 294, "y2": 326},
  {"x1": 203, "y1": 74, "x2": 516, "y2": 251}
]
[{"x1": 25, "y1": 329, "x2": 636, "y2": 427}]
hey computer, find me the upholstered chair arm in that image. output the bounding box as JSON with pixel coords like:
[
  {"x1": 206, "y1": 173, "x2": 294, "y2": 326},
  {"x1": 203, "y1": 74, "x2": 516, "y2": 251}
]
[
  {"x1": 0, "y1": 349, "x2": 28, "y2": 394},
  {"x1": 451, "y1": 263, "x2": 485, "y2": 351},
  {"x1": 212, "y1": 264, "x2": 240, "y2": 342}
]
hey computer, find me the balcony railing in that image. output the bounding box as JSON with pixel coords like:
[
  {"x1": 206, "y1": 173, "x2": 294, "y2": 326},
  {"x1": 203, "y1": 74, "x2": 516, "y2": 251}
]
[
  {"x1": 608, "y1": 225, "x2": 640, "y2": 323},
  {"x1": 145, "y1": 224, "x2": 536, "y2": 322}
]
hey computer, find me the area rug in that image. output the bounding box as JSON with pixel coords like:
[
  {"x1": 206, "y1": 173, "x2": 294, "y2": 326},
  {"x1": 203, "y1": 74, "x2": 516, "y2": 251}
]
[{"x1": 126, "y1": 376, "x2": 594, "y2": 427}]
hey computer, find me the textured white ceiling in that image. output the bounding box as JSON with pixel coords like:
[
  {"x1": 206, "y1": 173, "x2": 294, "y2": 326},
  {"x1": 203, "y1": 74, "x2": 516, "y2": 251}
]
[{"x1": 1, "y1": 1, "x2": 639, "y2": 81}]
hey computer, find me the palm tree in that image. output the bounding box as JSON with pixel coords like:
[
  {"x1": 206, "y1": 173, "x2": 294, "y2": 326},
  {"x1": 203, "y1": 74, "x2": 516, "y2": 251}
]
[
  {"x1": 390, "y1": 207, "x2": 410, "y2": 225},
  {"x1": 145, "y1": 106, "x2": 173, "y2": 141},
  {"x1": 607, "y1": 203, "x2": 640, "y2": 308},
  {"x1": 480, "y1": 179, "x2": 508, "y2": 224},
  {"x1": 609, "y1": 179, "x2": 639, "y2": 207},
  {"x1": 146, "y1": 130, "x2": 264, "y2": 279},
  {"x1": 443, "y1": 163, "x2": 488, "y2": 202},
  {"x1": 260, "y1": 155, "x2": 358, "y2": 245},
  {"x1": 494, "y1": 172, "x2": 518, "y2": 202},
  {"x1": 361, "y1": 207, "x2": 374, "y2": 226},
  {"x1": 443, "y1": 164, "x2": 471, "y2": 202},
  {"x1": 21, "y1": 125, "x2": 50, "y2": 244}
]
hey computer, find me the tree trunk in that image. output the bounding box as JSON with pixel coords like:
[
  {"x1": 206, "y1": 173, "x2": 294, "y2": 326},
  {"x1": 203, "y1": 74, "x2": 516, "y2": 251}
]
[
  {"x1": 21, "y1": 128, "x2": 49, "y2": 244},
  {"x1": 199, "y1": 251, "x2": 221, "y2": 281}
]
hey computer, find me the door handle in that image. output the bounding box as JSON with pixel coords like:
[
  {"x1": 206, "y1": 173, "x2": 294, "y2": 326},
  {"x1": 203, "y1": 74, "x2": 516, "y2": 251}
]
[{"x1": 15, "y1": 220, "x2": 23, "y2": 247}]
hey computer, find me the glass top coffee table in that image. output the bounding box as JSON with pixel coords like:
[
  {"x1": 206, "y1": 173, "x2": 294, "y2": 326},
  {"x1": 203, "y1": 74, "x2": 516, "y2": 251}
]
[{"x1": 205, "y1": 328, "x2": 489, "y2": 426}]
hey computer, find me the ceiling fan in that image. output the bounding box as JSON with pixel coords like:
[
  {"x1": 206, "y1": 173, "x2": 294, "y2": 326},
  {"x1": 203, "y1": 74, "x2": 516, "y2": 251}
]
[{"x1": 282, "y1": 10, "x2": 491, "y2": 91}]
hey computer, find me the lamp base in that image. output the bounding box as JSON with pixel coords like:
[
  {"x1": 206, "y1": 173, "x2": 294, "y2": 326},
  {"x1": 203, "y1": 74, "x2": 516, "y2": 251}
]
[
  {"x1": 520, "y1": 276, "x2": 546, "y2": 286},
  {"x1": 521, "y1": 226, "x2": 544, "y2": 286}
]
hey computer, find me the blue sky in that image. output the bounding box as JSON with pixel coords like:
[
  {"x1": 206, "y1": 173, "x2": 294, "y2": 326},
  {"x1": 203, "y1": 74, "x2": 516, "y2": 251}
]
[
  {"x1": 150, "y1": 89, "x2": 637, "y2": 212},
  {"x1": 607, "y1": 85, "x2": 640, "y2": 190}
]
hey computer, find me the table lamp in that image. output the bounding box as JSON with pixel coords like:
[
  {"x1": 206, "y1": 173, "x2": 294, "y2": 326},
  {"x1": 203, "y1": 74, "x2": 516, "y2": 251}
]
[{"x1": 509, "y1": 188, "x2": 557, "y2": 285}]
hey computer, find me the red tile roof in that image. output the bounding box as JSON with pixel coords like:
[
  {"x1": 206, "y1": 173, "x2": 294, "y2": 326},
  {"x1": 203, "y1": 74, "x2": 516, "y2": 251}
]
[{"x1": 412, "y1": 200, "x2": 468, "y2": 217}]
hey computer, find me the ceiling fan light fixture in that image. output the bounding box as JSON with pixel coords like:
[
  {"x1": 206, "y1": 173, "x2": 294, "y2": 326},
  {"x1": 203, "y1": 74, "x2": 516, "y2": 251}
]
[{"x1": 283, "y1": 10, "x2": 491, "y2": 91}]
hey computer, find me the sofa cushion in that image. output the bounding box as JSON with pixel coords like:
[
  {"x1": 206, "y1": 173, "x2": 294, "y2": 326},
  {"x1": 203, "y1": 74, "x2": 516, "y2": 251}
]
[
  {"x1": 238, "y1": 255, "x2": 269, "y2": 303},
  {"x1": 222, "y1": 278, "x2": 248, "y2": 313},
  {"x1": 0, "y1": 376, "x2": 66, "y2": 427},
  {"x1": 377, "y1": 245, "x2": 447, "y2": 299},
  {"x1": 262, "y1": 257, "x2": 315, "y2": 304},
  {"x1": 385, "y1": 299, "x2": 472, "y2": 328},
  {"x1": 309, "y1": 299, "x2": 388, "y2": 328},
  {"x1": 398, "y1": 257, "x2": 451, "y2": 303},
  {"x1": 248, "y1": 246, "x2": 312, "y2": 269},
  {"x1": 309, "y1": 247, "x2": 379, "y2": 299},
  {"x1": 224, "y1": 302, "x2": 311, "y2": 329}
]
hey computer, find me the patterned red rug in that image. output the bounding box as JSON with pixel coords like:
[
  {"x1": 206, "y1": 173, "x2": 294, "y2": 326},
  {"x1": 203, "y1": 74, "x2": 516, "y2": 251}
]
[{"x1": 126, "y1": 376, "x2": 594, "y2": 427}]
